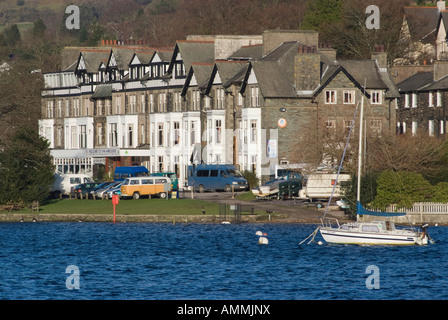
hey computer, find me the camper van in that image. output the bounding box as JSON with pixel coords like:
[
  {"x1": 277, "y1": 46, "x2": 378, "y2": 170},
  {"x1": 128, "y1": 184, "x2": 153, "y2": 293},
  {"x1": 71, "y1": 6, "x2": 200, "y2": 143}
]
[
  {"x1": 298, "y1": 173, "x2": 350, "y2": 204},
  {"x1": 187, "y1": 164, "x2": 248, "y2": 192},
  {"x1": 113, "y1": 166, "x2": 149, "y2": 182},
  {"x1": 120, "y1": 176, "x2": 172, "y2": 199},
  {"x1": 52, "y1": 173, "x2": 94, "y2": 197}
]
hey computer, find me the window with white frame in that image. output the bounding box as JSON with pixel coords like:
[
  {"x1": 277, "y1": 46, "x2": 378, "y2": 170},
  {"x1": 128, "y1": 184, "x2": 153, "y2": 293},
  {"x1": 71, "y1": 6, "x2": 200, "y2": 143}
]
[
  {"x1": 174, "y1": 121, "x2": 180, "y2": 145},
  {"x1": 71, "y1": 126, "x2": 78, "y2": 149},
  {"x1": 158, "y1": 93, "x2": 167, "y2": 112},
  {"x1": 429, "y1": 92, "x2": 434, "y2": 107},
  {"x1": 343, "y1": 90, "x2": 355, "y2": 104},
  {"x1": 371, "y1": 91, "x2": 382, "y2": 104},
  {"x1": 109, "y1": 123, "x2": 118, "y2": 147},
  {"x1": 141, "y1": 94, "x2": 146, "y2": 113},
  {"x1": 251, "y1": 87, "x2": 259, "y2": 107},
  {"x1": 238, "y1": 92, "x2": 244, "y2": 106},
  {"x1": 412, "y1": 121, "x2": 418, "y2": 136},
  {"x1": 325, "y1": 90, "x2": 337, "y2": 104},
  {"x1": 129, "y1": 95, "x2": 136, "y2": 113},
  {"x1": 158, "y1": 123, "x2": 164, "y2": 146},
  {"x1": 191, "y1": 121, "x2": 197, "y2": 144},
  {"x1": 441, "y1": 120, "x2": 445, "y2": 135},
  {"x1": 47, "y1": 100, "x2": 54, "y2": 118},
  {"x1": 215, "y1": 119, "x2": 222, "y2": 144},
  {"x1": 79, "y1": 125, "x2": 87, "y2": 148},
  {"x1": 411, "y1": 93, "x2": 417, "y2": 108},
  {"x1": 404, "y1": 93, "x2": 410, "y2": 108},
  {"x1": 370, "y1": 119, "x2": 382, "y2": 134},
  {"x1": 174, "y1": 92, "x2": 182, "y2": 112},
  {"x1": 149, "y1": 94, "x2": 154, "y2": 113},
  {"x1": 429, "y1": 120, "x2": 435, "y2": 136},
  {"x1": 437, "y1": 91, "x2": 442, "y2": 107},
  {"x1": 97, "y1": 124, "x2": 103, "y2": 146},
  {"x1": 128, "y1": 124, "x2": 134, "y2": 147},
  {"x1": 216, "y1": 88, "x2": 224, "y2": 109},
  {"x1": 250, "y1": 120, "x2": 257, "y2": 143}
]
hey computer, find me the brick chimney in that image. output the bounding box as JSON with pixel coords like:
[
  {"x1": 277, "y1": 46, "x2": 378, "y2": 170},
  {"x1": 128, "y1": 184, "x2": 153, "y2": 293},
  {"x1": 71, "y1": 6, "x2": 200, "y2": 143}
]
[
  {"x1": 294, "y1": 45, "x2": 321, "y2": 93},
  {"x1": 434, "y1": 60, "x2": 448, "y2": 81},
  {"x1": 371, "y1": 44, "x2": 388, "y2": 69}
]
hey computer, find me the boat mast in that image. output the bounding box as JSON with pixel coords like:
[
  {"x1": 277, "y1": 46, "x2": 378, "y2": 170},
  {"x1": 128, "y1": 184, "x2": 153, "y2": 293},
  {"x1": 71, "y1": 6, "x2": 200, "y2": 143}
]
[{"x1": 356, "y1": 95, "x2": 364, "y2": 220}]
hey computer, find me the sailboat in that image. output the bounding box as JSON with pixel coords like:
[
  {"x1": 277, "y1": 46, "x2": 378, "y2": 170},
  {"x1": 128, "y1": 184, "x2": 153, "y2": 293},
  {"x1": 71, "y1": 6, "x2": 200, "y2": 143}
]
[{"x1": 318, "y1": 95, "x2": 432, "y2": 245}]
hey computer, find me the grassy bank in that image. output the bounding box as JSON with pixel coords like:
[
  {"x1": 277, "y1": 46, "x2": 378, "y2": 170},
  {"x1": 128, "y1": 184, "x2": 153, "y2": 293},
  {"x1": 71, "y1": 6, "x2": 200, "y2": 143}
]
[{"x1": 16, "y1": 198, "x2": 222, "y2": 216}]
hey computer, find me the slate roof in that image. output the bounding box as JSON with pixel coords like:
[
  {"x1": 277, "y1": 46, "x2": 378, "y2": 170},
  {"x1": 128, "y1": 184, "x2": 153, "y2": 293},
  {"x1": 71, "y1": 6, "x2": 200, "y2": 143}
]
[
  {"x1": 404, "y1": 6, "x2": 440, "y2": 43},
  {"x1": 396, "y1": 72, "x2": 434, "y2": 92},
  {"x1": 78, "y1": 50, "x2": 110, "y2": 73}
]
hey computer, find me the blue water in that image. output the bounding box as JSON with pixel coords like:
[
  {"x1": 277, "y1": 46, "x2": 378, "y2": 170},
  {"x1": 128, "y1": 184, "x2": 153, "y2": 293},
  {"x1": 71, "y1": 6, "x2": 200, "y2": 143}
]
[{"x1": 0, "y1": 222, "x2": 447, "y2": 300}]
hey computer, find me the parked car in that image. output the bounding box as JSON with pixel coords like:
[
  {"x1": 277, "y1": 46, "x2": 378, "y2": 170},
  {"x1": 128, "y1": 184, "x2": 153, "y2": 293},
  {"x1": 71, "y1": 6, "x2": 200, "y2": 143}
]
[
  {"x1": 71, "y1": 182, "x2": 101, "y2": 198},
  {"x1": 89, "y1": 182, "x2": 115, "y2": 198},
  {"x1": 94, "y1": 182, "x2": 121, "y2": 199},
  {"x1": 52, "y1": 173, "x2": 94, "y2": 197},
  {"x1": 105, "y1": 183, "x2": 123, "y2": 199},
  {"x1": 187, "y1": 164, "x2": 248, "y2": 192},
  {"x1": 120, "y1": 176, "x2": 171, "y2": 199}
]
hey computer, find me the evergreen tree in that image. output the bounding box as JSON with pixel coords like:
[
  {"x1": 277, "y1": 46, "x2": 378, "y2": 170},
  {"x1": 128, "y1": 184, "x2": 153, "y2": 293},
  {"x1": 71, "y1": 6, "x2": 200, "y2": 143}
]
[
  {"x1": 300, "y1": 0, "x2": 342, "y2": 31},
  {"x1": 0, "y1": 127, "x2": 54, "y2": 205}
]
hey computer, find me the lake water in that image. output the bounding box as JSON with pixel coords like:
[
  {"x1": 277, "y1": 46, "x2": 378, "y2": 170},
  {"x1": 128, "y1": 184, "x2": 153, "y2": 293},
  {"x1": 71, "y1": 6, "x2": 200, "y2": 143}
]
[{"x1": 0, "y1": 222, "x2": 447, "y2": 300}]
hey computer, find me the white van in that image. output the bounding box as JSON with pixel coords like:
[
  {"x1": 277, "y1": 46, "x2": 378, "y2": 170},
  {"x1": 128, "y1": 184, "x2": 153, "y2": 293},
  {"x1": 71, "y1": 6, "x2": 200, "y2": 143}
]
[
  {"x1": 299, "y1": 173, "x2": 351, "y2": 201},
  {"x1": 52, "y1": 173, "x2": 94, "y2": 197}
]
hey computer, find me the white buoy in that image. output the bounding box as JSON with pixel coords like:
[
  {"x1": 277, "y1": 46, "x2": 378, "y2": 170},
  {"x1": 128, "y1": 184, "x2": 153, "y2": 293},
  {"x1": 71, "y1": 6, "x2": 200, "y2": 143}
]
[
  {"x1": 255, "y1": 231, "x2": 263, "y2": 236},
  {"x1": 318, "y1": 241, "x2": 323, "y2": 245},
  {"x1": 258, "y1": 236, "x2": 269, "y2": 245},
  {"x1": 222, "y1": 221, "x2": 230, "y2": 224}
]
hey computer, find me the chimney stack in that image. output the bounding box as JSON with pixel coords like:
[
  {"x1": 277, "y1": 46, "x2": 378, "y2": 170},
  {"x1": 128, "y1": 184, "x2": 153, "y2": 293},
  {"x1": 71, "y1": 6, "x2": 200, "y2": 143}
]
[
  {"x1": 295, "y1": 45, "x2": 321, "y2": 93},
  {"x1": 372, "y1": 44, "x2": 388, "y2": 69}
]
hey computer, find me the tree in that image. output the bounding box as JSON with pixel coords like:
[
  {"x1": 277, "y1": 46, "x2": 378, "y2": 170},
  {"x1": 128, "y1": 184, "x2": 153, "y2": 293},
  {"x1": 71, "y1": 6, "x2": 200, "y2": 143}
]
[
  {"x1": 370, "y1": 170, "x2": 433, "y2": 210},
  {"x1": 0, "y1": 127, "x2": 54, "y2": 206},
  {"x1": 300, "y1": 0, "x2": 342, "y2": 31}
]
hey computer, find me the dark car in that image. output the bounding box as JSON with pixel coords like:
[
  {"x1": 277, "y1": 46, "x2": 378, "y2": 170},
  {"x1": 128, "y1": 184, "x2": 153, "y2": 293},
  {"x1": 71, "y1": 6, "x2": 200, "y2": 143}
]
[{"x1": 71, "y1": 182, "x2": 101, "y2": 198}]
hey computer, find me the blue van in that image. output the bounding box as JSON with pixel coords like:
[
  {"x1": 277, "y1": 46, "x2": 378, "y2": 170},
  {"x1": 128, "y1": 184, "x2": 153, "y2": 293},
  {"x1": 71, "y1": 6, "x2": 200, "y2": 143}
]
[
  {"x1": 114, "y1": 166, "x2": 149, "y2": 182},
  {"x1": 188, "y1": 164, "x2": 248, "y2": 192}
]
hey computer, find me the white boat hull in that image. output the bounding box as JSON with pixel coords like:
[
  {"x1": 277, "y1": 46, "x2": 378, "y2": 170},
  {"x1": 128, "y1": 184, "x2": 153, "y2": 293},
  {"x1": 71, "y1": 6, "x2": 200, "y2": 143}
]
[{"x1": 320, "y1": 227, "x2": 428, "y2": 245}]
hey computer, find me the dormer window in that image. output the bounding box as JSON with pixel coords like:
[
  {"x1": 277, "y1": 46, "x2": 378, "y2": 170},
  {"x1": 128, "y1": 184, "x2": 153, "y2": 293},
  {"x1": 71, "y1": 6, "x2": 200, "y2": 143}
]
[{"x1": 175, "y1": 62, "x2": 186, "y2": 78}]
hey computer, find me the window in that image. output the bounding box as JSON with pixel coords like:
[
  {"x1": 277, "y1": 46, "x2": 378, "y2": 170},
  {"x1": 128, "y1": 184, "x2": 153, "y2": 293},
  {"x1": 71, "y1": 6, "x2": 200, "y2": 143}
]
[
  {"x1": 429, "y1": 92, "x2": 434, "y2": 107},
  {"x1": 174, "y1": 122, "x2": 180, "y2": 145},
  {"x1": 250, "y1": 120, "x2": 257, "y2": 143},
  {"x1": 158, "y1": 156, "x2": 164, "y2": 172},
  {"x1": 97, "y1": 125, "x2": 103, "y2": 146},
  {"x1": 370, "y1": 120, "x2": 382, "y2": 134},
  {"x1": 216, "y1": 88, "x2": 224, "y2": 109},
  {"x1": 371, "y1": 91, "x2": 382, "y2": 104},
  {"x1": 210, "y1": 170, "x2": 218, "y2": 177},
  {"x1": 148, "y1": 94, "x2": 153, "y2": 113},
  {"x1": 128, "y1": 124, "x2": 133, "y2": 147},
  {"x1": 441, "y1": 120, "x2": 445, "y2": 135},
  {"x1": 197, "y1": 170, "x2": 209, "y2": 177},
  {"x1": 158, "y1": 123, "x2": 164, "y2": 146},
  {"x1": 191, "y1": 121, "x2": 196, "y2": 144},
  {"x1": 129, "y1": 95, "x2": 136, "y2": 113},
  {"x1": 238, "y1": 93, "x2": 244, "y2": 106},
  {"x1": 412, "y1": 121, "x2": 418, "y2": 136},
  {"x1": 362, "y1": 225, "x2": 379, "y2": 232},
  {"x1": 79, "y1": 125, "x2": 87, "y2": 148},
  {"x1": 437, "y1": 91, "x2": 442, "y2": 107},
  {"x1": 141, "y1": 94, "x2": 146, "y2": 113},
  {"x1": 325, "y1": 90, "x2": 337, "y2": 104},
  {"x1": 192, "y1": 90, "x2": 200, "y2": 111},
  {"x1": 404, "y1": 94, "x2": 410, "y2": 108},
  {"x1": 47, "y1": 100, "x2": 54, "y2": 118},
  {"x1": 251, "y1": 87, "x2": 259, "y2": 107},
  {"x1": 429, "y1": 120, "x2": 435, "y2": 136},
  {"x1": 343, "y1": 90, "x2": 355, "y2": 104},
  {"x1": 215, "y1": 119, "x2": 222, "y2": 144},
  {"x1": 109, "y1": 123, "x2": 118, "y2": 147},
  {"x1": 71, "y1": 126, "x2": 78, "y2": 149},
  {"x1": 141, "y1": 124, "x2": 145, "y2": 145},
  {"x1": 411, "y1": 93, "x2": 417, "y2": 108}
]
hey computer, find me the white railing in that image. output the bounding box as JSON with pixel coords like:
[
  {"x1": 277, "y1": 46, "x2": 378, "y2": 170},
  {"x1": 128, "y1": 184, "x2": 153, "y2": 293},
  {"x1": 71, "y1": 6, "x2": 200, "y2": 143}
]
[{"x1": 387, "y1": 202, "x2": 448, "y2": 215}]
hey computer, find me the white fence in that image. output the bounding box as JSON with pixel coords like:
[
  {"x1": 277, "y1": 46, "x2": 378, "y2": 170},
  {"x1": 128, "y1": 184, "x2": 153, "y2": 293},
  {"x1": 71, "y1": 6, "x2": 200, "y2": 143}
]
[{"x1": 361, "y1": 202, "x2": 448, "y2": 225}]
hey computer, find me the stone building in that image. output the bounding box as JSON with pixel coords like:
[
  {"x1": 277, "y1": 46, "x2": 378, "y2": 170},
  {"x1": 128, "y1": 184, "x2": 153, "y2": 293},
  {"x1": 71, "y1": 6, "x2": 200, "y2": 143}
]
[{"x1": 39, "y1": 30, "x2": 399, "y2": 185}]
